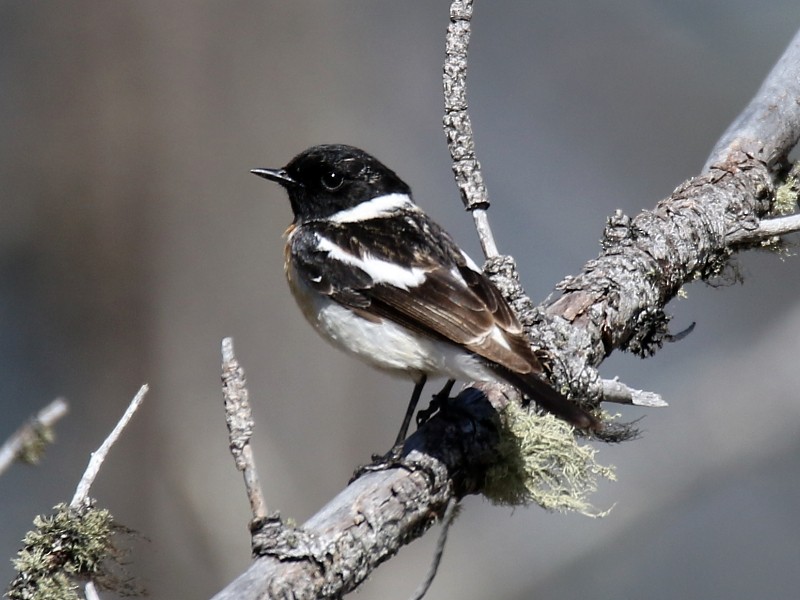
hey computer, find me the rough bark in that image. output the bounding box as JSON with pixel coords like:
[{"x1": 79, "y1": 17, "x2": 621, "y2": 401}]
[
  {"x1": 211, "y1": 20, "x2": 800, "y2": 600},
  {"x1": 212, "y1": 387, "x2": 502, "y2": 600}
]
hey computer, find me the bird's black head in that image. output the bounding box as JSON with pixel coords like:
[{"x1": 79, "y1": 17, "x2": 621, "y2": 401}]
[{"x1": 252, "y1": 144, "x2": 411, "y2": 222}]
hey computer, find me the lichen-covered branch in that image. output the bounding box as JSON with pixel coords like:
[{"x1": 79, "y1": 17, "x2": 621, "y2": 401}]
[
  {"x1": 8, "y1": 387, "x2": 147, "y2": 600},
  {"x1": 548, "y1": 30, "x2": 800, "y2": 365},
  {"x1": 479, "y1": 46, "x2": 800, "y2": 416},
  {"x1": 0, "y1": 398, "x2": 69, "y2": 476},
  {"x1": 212, "y1": 9, "x2": 800, "y2": 600},
  {"x1": 213, "y1": 385, "x2": 611, "y2": 599},
  {"x1": 212, "y1": 387, "x2": 499, "y2": 600}
]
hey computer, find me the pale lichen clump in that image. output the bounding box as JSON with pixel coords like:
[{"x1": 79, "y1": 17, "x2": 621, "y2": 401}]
[
  {"x1": 7, "y1": 503, "x2": 134, "y2": 600},
  {"x1": 774, "y1": 165, "x2": 800, "y2": 216},
  {"x1": 483, "y1": 402, "x2": 615, "y2": 517}
]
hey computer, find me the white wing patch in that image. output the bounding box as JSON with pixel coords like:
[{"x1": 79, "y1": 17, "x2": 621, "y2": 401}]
[
  {"x1": 460, "y1": 250, "x2": 482, "y2": 273},
  {"x1": 328, "y1": 193, "x2": 415, "y2": 223},
  {"x1": 488, "y1": 325, "x2": 512, "y2": 351},
  {"x1": 316, "y1": 235, "x2": 427, "y2": 289},
  {"x1": 463, "y1": 324, "x2": 513, "y2": 352}
]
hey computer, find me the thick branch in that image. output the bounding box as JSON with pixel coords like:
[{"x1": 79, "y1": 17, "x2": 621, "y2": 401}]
[
  {"x1": 214, "y1": 16, "x2": 800, "y2": 600},
  {"x1": 212, "y1": 387, "x2": 501, "y2": 600},
  {"x1": 705, "y1": 29, "x2": 800, "y2": 171},
  {"x1": 486, "y1": 31, "x2": 800, "y2": 409},
  {"x1": 543, "y1": 155, "x2": 773, "y2": 370}
]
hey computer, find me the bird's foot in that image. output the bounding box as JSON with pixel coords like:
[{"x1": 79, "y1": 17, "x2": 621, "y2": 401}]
[
  {"x1": 350, "y1": 443, "x2": 406, "y2": 482},
  {"x1": 416, "y1": 379, "x2": 456, "y2": 427}
]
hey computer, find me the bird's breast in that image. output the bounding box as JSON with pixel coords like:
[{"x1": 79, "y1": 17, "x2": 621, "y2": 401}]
[{"x1": 284, "y1": 261, "x2": 493, "y2": 384}]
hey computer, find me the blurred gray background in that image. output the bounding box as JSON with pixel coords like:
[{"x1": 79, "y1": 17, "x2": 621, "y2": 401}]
[{"x1": 2, "y1": 1, "x2": 799, "y2": 598}]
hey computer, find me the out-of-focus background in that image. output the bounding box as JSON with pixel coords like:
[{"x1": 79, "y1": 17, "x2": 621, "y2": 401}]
[{"x1": 2, "y1": 2, "x2": 799, "y2": 598}]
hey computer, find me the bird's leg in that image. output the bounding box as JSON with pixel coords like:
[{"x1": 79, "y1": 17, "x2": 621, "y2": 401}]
[
  {"x1": 350, "y1": 376, "x2": 429, "y2": 482},
  {"x1": 416, "y1": 379, "x2": 456, "y2": 427},
  {"x1": 393, "y1": 374, "x2": 427, "y2": 448}
]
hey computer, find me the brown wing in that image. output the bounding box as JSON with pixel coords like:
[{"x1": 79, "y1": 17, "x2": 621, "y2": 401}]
[
  {"x1": 367, "y1": 262, "x2": 545, "y2": 376},
  {"x1": 291, "y1": 216, "x2": 600, "y2": 431},
  {"x1": 296, "y1": 214, "x2": 546, "y2": 375}
]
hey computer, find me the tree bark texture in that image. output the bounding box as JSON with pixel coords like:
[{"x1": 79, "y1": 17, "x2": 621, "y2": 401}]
[{"x1": 212, "y1": 22, "x2": 800, "y2": 600}]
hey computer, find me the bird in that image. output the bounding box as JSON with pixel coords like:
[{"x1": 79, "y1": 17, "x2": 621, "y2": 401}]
[{"x1": 251, "y1": 144, "x2": 599, "y2": 446}]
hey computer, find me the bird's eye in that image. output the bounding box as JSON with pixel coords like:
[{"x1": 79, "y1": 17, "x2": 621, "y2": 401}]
[{"x1": 321, "y1": 171, "x2": 344, "y2": 191}]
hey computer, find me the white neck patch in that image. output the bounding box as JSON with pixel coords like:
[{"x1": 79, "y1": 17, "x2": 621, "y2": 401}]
[{"x1": 328, "y1": 193, "x2": 414, "y2": 223}]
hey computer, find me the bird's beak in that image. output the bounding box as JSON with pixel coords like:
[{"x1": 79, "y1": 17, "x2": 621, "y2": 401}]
[{"x1": 250, "y1": 168, "x2": 299, "y2": 187}]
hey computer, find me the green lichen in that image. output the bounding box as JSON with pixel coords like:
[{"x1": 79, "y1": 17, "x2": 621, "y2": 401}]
[
  {"x1": 774, "y1": 169, "x2": 799, "y2": 216},
  {"x1": 483, "y1": 402, "x2": 615, "y2": 517},
  {"x1": 7, "y1": 503, "x2": 138, "y2": 600},
  {"x1": 16, "y1": 423, "x2": 55, "y2": 466}
]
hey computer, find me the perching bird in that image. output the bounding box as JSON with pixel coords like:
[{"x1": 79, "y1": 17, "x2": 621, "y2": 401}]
[{"x1": 252, "y1": 144, "x2": 599, "y2": 445}]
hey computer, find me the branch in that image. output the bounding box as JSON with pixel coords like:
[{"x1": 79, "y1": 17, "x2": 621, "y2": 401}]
[
  {"x1": 0, "y1": 398, "x2": 69, "y2": 476},
  {"x1": 9, "y1": 388, "x2": 147, "y2": 600},
  {"x1": 704, "y1": 29, "x2": 800, "y2": 171},
  {"x1": 726, "y1": 213, "x2": 800, "y2": 244},
  {"x1": 84, "y1": 581, "x2": 101, "y2": 600},
  {"x1": 601, "y1": 379, "x2": 667, "y2": 408},
  {"x1": 221, "y1": 338, "x2": 268, "y2": 522},
  {"x1": 480, "y1": 29, "x2": 800, "y2": 414},
  {"x1": 443, "y1": 0, "x2": 498, "y2": 258},
  {"x1": 409, "y1": 499, "x2": 461, "y2": 600},
  {"x1": 213, "y1": 10, "x2": 800, "y2": 599},
  {"x1": 213, "y1": 387, "x2": 501, "y2": 600},
  {"x1": 71, "y1": 384, "x2": 148, "y2": 508}
]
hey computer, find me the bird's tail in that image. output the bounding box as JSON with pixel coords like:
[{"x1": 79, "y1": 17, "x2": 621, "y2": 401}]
[{"x1": 494, "y1": 368, "x2": 601, "y2": 432}]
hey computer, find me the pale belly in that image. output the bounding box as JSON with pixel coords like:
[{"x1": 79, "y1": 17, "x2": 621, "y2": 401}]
[{"x1": 287, "y1": 266, "x2": 496, "y2": 384}]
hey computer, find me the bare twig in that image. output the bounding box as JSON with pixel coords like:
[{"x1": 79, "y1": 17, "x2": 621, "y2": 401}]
[
  {"x1": 726, "y1": 213, "x2": 800, "y2": 244},
  {"x1": 0, "y1": 398, "x2": 69, "y2": 476},
  {"x1": 70, "y1": 384, "x2": 148, "y2": 509},
  {"x1": 601, "y1": 379, "x2": 667, "y2": 407},
  {"x1": 409, "y1": 499, "x2": 461, "y2": 600},
  {"x1": 221, "y1": 337, "x2": 268, "y2": 521},
  {"x1": 84, "y1": 581, "x2": 101, "y2": 600},
  {"x1": 443, "y1": 0, "x2": 499, "y2": 258}
]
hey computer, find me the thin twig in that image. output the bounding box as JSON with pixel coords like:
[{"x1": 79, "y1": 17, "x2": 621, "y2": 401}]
[
  {"x1": 409, "y1": 499, "x2": 461, "y2": 600},
  {"x1": 84, "y1": 581, "x2": 101, "y2": 600},
  {"x1": 727, "y1": 213, "x2": 800, "y2": 244},
  {"x1": 221, "y1": 337, "x2": 268, "y2": 520},
  {"x1": 601, "y1": 379, "x2": 667, "y2": 407},
  {"x1": 70, "y1": 385, "x2": 148, "y2": 509},
  {"x1": 443, "y1": 0, "x2": 499, "y2": 259},
  {"x1": 0, "y1": 397, "x2": 69, "y2": 476}
]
